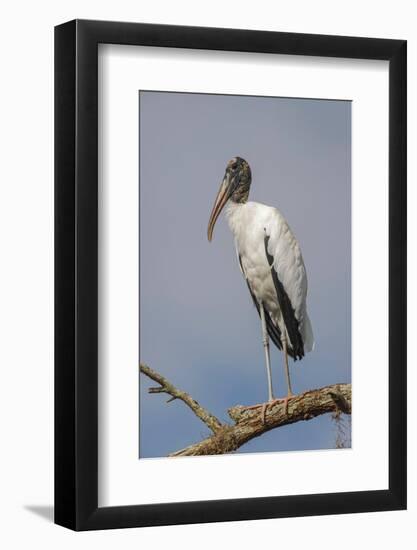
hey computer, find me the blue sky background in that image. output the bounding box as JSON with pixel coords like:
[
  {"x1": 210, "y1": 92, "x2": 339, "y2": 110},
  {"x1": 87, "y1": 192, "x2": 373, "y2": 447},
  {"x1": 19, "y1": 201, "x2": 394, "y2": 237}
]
[{"x1": 139, "y1": 91, "x2": 351, "y2": 458}]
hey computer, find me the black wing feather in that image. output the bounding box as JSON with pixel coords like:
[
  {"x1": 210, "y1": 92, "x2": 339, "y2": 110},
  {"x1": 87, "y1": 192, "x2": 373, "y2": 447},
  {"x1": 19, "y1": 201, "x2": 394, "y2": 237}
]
[
  {"x1": 238, "y1": 254, "x2": 283, "y2": 352},
  {"x1": 264, "y1": 234, "x2": 305, "y2": 360}
]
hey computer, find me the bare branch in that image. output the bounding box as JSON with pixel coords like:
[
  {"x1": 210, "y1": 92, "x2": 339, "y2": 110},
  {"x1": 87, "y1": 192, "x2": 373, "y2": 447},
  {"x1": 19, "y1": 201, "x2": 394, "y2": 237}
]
[
  {"x1": 139, "y1": 363, "x2": 351, "y2": 457},
  {"x1": 139, "y1": 363, "x2": 223, "y2": 434},
  {"x1": 170, "y1": 383, "x2": 351, "y2": 457}
]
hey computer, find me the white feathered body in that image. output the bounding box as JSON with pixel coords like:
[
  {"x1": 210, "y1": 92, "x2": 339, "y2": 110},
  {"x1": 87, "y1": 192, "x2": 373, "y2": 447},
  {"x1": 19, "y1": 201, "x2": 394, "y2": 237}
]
[{"x1": 226, "y1": 200, "x2": 314, "y2": 354}]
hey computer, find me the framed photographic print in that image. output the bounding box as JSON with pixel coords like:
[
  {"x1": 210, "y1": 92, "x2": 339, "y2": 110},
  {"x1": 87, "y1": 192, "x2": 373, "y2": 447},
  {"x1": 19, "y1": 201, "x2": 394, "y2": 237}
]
[{"x1": 55, "y1": 20, "x2": 406, "y2": 530}]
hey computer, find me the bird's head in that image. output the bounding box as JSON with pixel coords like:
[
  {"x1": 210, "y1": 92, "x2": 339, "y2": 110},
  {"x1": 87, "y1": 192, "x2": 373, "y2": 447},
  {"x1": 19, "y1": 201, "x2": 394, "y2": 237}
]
[{"x1": 207, "y1": 157, "x2": 252, "y2": 241}]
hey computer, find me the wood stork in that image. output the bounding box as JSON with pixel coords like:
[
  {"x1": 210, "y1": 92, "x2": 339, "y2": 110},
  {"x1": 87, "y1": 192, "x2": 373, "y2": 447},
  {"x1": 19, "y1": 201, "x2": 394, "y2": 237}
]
[{"x1": 207, "y1": 157, "x2": 314, "y2": 417}]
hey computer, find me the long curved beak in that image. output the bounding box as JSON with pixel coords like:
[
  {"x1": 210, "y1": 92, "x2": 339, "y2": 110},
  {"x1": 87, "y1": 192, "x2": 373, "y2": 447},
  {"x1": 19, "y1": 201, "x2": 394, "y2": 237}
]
[{"x1": 207, "y1": 174, "x2": 231, "y2": 241}]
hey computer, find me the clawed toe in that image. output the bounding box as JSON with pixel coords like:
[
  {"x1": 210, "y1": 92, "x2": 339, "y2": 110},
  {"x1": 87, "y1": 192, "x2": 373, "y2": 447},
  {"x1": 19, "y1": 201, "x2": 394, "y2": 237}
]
[
  {"x1": 248, "y1": 394, "x2": 297, "y2": 423},
  {"x1": 281, "y1": 393, "x2": 295, "y2": 414}
]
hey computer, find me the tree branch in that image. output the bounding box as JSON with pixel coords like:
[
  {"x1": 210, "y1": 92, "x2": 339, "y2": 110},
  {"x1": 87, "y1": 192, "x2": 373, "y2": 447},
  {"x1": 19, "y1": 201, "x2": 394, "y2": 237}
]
[
  {"x1": 140, "y1": 363, "x2": 351, "y2": 457},
  {"x1": 139, "y1": 363, "x2": 223, "y2": 433}
]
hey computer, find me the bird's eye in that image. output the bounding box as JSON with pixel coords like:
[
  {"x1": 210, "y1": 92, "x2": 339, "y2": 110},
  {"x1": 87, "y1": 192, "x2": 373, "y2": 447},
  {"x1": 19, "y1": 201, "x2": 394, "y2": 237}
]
[{"x1": 231, "y1": 162, "x2": 237, "y2": 170}]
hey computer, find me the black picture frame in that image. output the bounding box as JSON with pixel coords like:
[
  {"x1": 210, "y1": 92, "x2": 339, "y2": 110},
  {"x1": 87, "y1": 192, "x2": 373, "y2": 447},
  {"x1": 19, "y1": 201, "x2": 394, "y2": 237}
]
[{"x1": 55, "y1": 19, "x2": 407, "y2": 531}]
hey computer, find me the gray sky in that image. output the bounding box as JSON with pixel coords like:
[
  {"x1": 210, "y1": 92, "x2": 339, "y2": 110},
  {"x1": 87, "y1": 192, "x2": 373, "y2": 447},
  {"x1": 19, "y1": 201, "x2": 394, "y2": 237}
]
[{"x1": 139, "y1": 91, "x2": 351, "y2": 458}]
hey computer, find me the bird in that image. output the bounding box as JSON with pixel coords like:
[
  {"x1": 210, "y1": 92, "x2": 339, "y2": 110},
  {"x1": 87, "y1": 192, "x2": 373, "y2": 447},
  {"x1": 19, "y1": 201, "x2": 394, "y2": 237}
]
[{"x1": 207, "y1": 157, "x2": 314, "y2": 420}]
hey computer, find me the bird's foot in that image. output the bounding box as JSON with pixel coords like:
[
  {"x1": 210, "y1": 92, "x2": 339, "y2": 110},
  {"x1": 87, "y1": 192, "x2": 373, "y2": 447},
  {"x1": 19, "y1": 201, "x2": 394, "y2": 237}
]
[
  {"x1": 281, "y1": 392, "x2": 296, "y2": 415},
  {"x1": 247, "y1": 395, "x2": 295, "y2": 424},
  {"x1": 248, "y1": 399, "x2": 283, "y2": 424}
]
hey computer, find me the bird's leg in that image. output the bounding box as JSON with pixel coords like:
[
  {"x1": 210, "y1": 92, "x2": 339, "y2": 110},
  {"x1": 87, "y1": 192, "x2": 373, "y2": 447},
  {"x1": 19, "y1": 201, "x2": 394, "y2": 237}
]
[
  {"x1": 247, "y1": 303, "x2": 277, "y2": 423},
  {"x1": 260, "y1": 303, "x2": 274, "y2": 402},
  {"x1": 247, "y1": 307, "x2": 297, "y2": 423},
  {"x1": 281, "y1": 336, "x2": 295, "y2": 414}
]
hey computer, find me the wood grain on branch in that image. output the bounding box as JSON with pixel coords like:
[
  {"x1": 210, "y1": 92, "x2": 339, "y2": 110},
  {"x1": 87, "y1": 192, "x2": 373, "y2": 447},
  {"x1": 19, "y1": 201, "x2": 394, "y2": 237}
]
[{"x1": 140, "y1": 363, "x2": 351, "y2": 457}]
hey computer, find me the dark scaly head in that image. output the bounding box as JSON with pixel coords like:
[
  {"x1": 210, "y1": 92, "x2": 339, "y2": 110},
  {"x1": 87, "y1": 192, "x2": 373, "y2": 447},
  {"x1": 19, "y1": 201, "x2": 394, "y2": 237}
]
[{"x1": 207, "y1": 157, "x2": 252, "y2": 241}]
